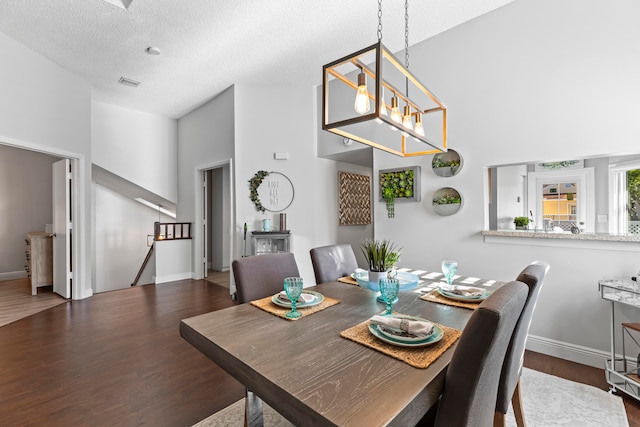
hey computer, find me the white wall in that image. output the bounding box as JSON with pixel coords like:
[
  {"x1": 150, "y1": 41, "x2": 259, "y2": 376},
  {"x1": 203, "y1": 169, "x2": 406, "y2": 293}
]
[
  {"x1": 496, "y1": 165, "x2": 527, "y2": 230},
  {"x1": 92, "y1": 101, "x2": 178, "y2": 202},
  {"x1": 234, "y1": 85, "x2": 337, "y2": 285},
  {"x1": 177, "y1": 86, "x2": 235, "y2": 279},
  {"x1": 370, "y1": 0, "x2": 640, "y2": 366},
  {"x1": 0, "y1": 31, "x2": 92, "y2": 299},
  {"x1": 93, "y1": 183, "x2": 172, "y2": 292},
  {"x1": 0, "y1": 145, "x2": 59, "y2": 279}
]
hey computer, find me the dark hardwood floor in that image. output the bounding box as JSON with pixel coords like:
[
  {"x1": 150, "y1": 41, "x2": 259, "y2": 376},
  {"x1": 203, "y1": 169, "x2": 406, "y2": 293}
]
[
  {"x1": 0, "y1": 279, "x2": 244, "y2": 427},
  {"x1": 1, "y1": 277, "x2": 638, "y2": 426}
]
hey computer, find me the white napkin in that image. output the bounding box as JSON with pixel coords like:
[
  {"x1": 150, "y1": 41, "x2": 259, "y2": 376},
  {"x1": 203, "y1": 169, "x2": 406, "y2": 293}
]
[
  {"x1": 278, "y1": 291, "x2": 315, "y2": 304},
  {"x1": 370, "y1": 315, "x2": 434, "y2": 338},
  {"x1": 450, "y1": 286, "x2": 484, "y2": 297}
]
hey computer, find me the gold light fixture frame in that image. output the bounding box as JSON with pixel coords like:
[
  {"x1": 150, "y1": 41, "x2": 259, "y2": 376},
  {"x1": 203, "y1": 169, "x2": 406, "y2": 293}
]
[{"x1": 322, "y1": 41, "x2": 447, "y2": 157}]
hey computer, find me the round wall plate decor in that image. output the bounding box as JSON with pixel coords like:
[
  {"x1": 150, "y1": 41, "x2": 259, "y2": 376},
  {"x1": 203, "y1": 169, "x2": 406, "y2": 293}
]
[
  {"x1": 256, "y1": 172, "x2": 295, "y2": 212},
  {"x1": 432, "y1": 149, "x2": 463, "y2": 177},
  {"x1": 432, "y1": 187, "x2": 463, "y2": 216}
]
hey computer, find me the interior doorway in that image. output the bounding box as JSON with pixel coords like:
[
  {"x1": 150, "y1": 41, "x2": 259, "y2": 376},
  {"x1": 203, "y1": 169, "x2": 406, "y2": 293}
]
[
  {"x1": 193, "y1": 159, "x2": 234, "y2": 290},
  {"x1": 205, "y1": 165, "x2": 231, "y2": 275},
  {"x1": 0, "y1": 140, "x2": 81, "y2": 300}
]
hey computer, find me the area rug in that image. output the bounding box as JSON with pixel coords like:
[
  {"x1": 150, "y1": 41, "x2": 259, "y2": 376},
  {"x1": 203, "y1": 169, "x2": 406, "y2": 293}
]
[{"x1": 193, "y1": 368, "x2": 628, "y2": 426}]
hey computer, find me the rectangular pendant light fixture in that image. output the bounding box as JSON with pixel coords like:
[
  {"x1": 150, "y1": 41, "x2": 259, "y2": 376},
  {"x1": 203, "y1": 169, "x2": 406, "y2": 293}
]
[{"x1": 322, "y1": 41, "x2": 447, "y2": 157}]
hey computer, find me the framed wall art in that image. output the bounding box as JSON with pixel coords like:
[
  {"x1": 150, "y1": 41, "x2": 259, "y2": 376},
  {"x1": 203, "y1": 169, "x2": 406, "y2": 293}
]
[{"x1": 338, "y1": 171, "x2": 371, "y2": 225}]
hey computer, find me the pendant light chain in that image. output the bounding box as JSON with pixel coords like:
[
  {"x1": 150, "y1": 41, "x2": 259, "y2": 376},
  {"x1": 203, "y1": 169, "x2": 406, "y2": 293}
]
[
  {"x1": 405, "y1": 0, "x2": 409, "y2": 69},
  {"x1": 377, "y1": 0, "x2": 383, "y2": 41}
]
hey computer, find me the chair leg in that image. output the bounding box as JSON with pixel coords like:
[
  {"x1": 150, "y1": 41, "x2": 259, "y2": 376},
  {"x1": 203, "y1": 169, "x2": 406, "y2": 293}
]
[
  {"x1": 512, "y1": 378, "x2": 527, "y2": 427},
  {"x1": 244, "y1": 388, "x2": 264, "y2": 427},
  {"x1": 493, "y1": 411, "x2": 506, "y2": 427}
]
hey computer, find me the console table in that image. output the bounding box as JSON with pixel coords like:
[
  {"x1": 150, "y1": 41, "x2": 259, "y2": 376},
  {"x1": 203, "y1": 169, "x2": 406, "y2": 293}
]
[{"x1": 599, "y1": 278, "x2": 640, "y2": 401}]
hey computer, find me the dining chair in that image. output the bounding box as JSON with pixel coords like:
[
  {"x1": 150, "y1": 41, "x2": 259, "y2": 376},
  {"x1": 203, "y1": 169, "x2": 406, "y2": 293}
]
[
  {"x1": 231, "y1": 252, "x2": 300, "y2": 304},
  {"x1": 494, "y1": 260, "x2": 550, "y2": 427},
  {"x1": 309, "y1": 244, "x2": 359, "y2": 284},
  {"x1": 421, "y1": 280, "x2": 528, "y2": 427},
  {"x1": 231, "y1": 252, "x2": 301, "y2": 426}
]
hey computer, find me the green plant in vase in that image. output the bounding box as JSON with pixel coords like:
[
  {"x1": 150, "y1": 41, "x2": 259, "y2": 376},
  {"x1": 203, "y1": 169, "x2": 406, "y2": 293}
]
[
  {"x1": 514, "y1": 216, "x2": 530, "y2": 230},
  {"x1": 360, "y1": 239, "x2": 402, "y2": 285}
]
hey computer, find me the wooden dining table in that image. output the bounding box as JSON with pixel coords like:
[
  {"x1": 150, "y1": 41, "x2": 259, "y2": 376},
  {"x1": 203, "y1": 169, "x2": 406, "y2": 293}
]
[{"x1": 180, "y1": 272, "x2": 502, "y2": 426}]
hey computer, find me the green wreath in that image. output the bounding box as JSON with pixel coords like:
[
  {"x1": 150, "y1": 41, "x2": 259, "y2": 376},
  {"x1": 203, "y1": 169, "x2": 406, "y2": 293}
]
[{"x1": 249, "y1": 170, "x2": 269, "y2": 212}]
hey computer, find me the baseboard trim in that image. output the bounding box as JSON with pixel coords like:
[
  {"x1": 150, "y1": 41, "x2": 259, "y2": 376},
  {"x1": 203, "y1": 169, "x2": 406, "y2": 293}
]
[
  {"x1": 527, "y1": 334, "x2": 611, "y2": 369},
  {"x1": 0, "y1": 271, "x2": 28, "y2": 281},
  {"x1": 155, "y1": 272, "x2": 192, "y2": 284}
]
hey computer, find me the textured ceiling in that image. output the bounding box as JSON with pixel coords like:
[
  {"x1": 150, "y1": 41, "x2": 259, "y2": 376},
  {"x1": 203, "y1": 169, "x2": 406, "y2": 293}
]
[{"x1": 0, "y1": 0, "x2": 513, "y2": 119}]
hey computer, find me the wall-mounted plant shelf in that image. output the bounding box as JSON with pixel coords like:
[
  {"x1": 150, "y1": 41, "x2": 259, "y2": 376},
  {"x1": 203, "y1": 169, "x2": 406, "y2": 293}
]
[
  {"x1": 379, "y1": 166, "x2": 421, "y2": 218},
  {"x1": 432, "y1": 149, "x2": 463, "y2": 177},
  {"x1": 432, "y1": 187, "x2": 463, "y2": 216}
]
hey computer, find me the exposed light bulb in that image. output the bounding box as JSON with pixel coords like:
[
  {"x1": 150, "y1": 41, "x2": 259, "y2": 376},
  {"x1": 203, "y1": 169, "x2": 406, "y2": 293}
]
[
  {"x1": 379, "y1": 87, "x2": 388, "y2": 117},
  {"x1": 389, "y1": 96, "x2": 401, "y2": 124},
  {"x1": 414, "y1": 113, "x2": 425, "y2": 136},
  {"x1": 402, "y1": 105, "x2": 413, "y2": 130},
  {"x1": 354, "y1": 71, "x2": 371, "y2": 115}
]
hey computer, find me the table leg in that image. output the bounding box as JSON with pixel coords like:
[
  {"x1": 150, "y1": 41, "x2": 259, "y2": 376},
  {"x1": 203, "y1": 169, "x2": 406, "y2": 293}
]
[{"x1": 244, "y1": 388, "x2": 264, "y2": 427}]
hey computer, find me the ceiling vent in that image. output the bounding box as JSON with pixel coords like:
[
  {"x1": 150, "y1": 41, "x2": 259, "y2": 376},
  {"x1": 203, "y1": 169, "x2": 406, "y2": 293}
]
[
  {"x1": 101, "y1": 0, "x2": 134, "y2": 10},
  {"x1": 118, "y1": 77, "x2": 141, "y2": 88}
]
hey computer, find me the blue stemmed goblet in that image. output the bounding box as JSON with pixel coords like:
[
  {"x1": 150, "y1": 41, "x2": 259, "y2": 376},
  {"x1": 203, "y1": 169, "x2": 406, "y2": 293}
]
[
  {"x1": 284, "y1": 277, "x2": 304, "y2": 319},
  {"x1": 379, "y1": 278, "x2": 400, "y2": 315},
  {"x1": 441, "y1": 260, "x2": 458, "y2": 289}
]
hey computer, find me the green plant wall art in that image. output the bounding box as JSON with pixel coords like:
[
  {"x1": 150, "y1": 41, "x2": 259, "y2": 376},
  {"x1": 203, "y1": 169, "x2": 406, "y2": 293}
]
[{"x1": 379, "y1": 166, "x2": 421, "y2": 219}]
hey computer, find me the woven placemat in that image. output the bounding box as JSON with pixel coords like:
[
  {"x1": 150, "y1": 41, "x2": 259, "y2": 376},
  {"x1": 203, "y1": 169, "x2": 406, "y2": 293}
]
[
  {"x1": 420, "y1": 289, "x2": 482, "y2": 310},
  {"x1": 250, "y1": 294, "x2": 340, "y2": 320},
  {"x1": 337, "y1": 276, "x2": 358, "y2": 285},
  {"x1": 340, "y1": 318, "x2": 461, "y2": 369}
]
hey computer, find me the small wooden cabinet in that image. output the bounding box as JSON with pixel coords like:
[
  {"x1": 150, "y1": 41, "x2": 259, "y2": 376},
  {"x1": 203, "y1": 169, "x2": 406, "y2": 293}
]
[{"x1": 25, "y1": 232, "x2": 53, "y2": 295}]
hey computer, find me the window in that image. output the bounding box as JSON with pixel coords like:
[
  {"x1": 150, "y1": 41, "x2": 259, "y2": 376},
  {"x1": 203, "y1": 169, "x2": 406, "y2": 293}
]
[
  {"x1": 610, "y1": 161, "x2": 640, "y2": 235},
  {"x1": 527, "y1": 168, "x2": 595, "y2": 232}
]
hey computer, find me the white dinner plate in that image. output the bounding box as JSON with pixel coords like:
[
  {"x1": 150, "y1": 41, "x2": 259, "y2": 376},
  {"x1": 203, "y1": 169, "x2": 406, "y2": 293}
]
[
  {"x1": 368, "y1": 314, "x2": 444, "y2": 347},
  {"x1": 271, "y1": 290, "x2": 324, "y2": 308}
]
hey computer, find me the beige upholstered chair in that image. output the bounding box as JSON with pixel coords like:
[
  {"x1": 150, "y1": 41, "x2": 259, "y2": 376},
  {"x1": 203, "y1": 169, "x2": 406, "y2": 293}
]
[
  {"x1": 419, "y1": 280, "x2": 529, "y2": 427},
  {"x1": 231, "y1": 252, "x2": 300, "y2": 304},
  {"x1": 309, "y1": 244, "x2": 359, "y2": 284},
  {"x1": 494, "y1": 261, "x2": 550, "y2": 427}
]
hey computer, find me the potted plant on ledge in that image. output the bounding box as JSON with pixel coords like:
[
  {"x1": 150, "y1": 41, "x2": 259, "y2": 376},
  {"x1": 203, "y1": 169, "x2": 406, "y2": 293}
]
[
  {"x1": 360, "y1": 239, "x2": 401, "y2": 287},
  {"x1": 514, "y1": 216, "x2": 530, "y2": 230}
]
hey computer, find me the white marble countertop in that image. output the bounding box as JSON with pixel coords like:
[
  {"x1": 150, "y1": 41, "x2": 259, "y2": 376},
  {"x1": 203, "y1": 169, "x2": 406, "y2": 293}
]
[{"x1": 482, "y1": 229, "x2": 640, "y2": 243}]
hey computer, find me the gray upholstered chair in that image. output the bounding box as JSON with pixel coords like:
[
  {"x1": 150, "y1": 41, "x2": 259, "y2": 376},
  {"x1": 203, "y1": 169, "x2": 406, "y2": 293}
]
[
  {"x1": 424, "y1": 280, "x2": 529, "y2": 427},
  {"x1": 494, "y1": 261, "x2": 550, "y2": 427},
  {"x1": 231, "y1": 252, "x2": 300, "y2": 304},
  {"x1": 309, "y1": 244, "x2": 358, "y2": 284},
  {"x1": 231, "y1": 252, "x2": 301, "y2": 425}
]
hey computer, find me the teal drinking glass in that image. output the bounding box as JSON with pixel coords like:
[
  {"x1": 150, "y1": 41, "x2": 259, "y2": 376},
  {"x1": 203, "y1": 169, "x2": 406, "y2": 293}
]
[
  {"x1": 379, "y1": 278, "x2": 399, "y2": 315},
  {"x1": 284, "y1": 277, "x2": 304, "y2": 319},
  {"x1": 441, "y1": 260, "x2": 458, "y2": 288}
]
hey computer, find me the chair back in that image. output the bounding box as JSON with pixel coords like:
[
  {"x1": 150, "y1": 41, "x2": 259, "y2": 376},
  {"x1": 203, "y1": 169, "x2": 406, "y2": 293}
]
[
  {"x1": 309, "y1": 244, "x2": 358, "y2": 284},
  {"x1": 435, "y1": 280, "x2": 528, "y2": 427},
  {"x1": 231, "y1": 253, "x2": 300, "y2": 304},
  {"x1": 495, "y1": 261, "x2": 550, "y2": 414}
]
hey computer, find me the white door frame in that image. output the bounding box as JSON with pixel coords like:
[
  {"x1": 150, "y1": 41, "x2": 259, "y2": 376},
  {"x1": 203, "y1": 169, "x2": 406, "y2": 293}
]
[
  {"x1": 0, "y1": 135, "x2": 88, "y2": 300},
  {"x1": 193, "y1": 158, "x2": 234, "y2": 281}
]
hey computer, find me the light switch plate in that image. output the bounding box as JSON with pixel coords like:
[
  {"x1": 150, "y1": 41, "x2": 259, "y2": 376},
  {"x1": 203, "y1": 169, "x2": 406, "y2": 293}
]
[
  {"x1": 274, "y1": 152, "x2": 289, "y2": 160},
  {"x1": 598, "y1": 215, "x2": 608, "y2": 222}
]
